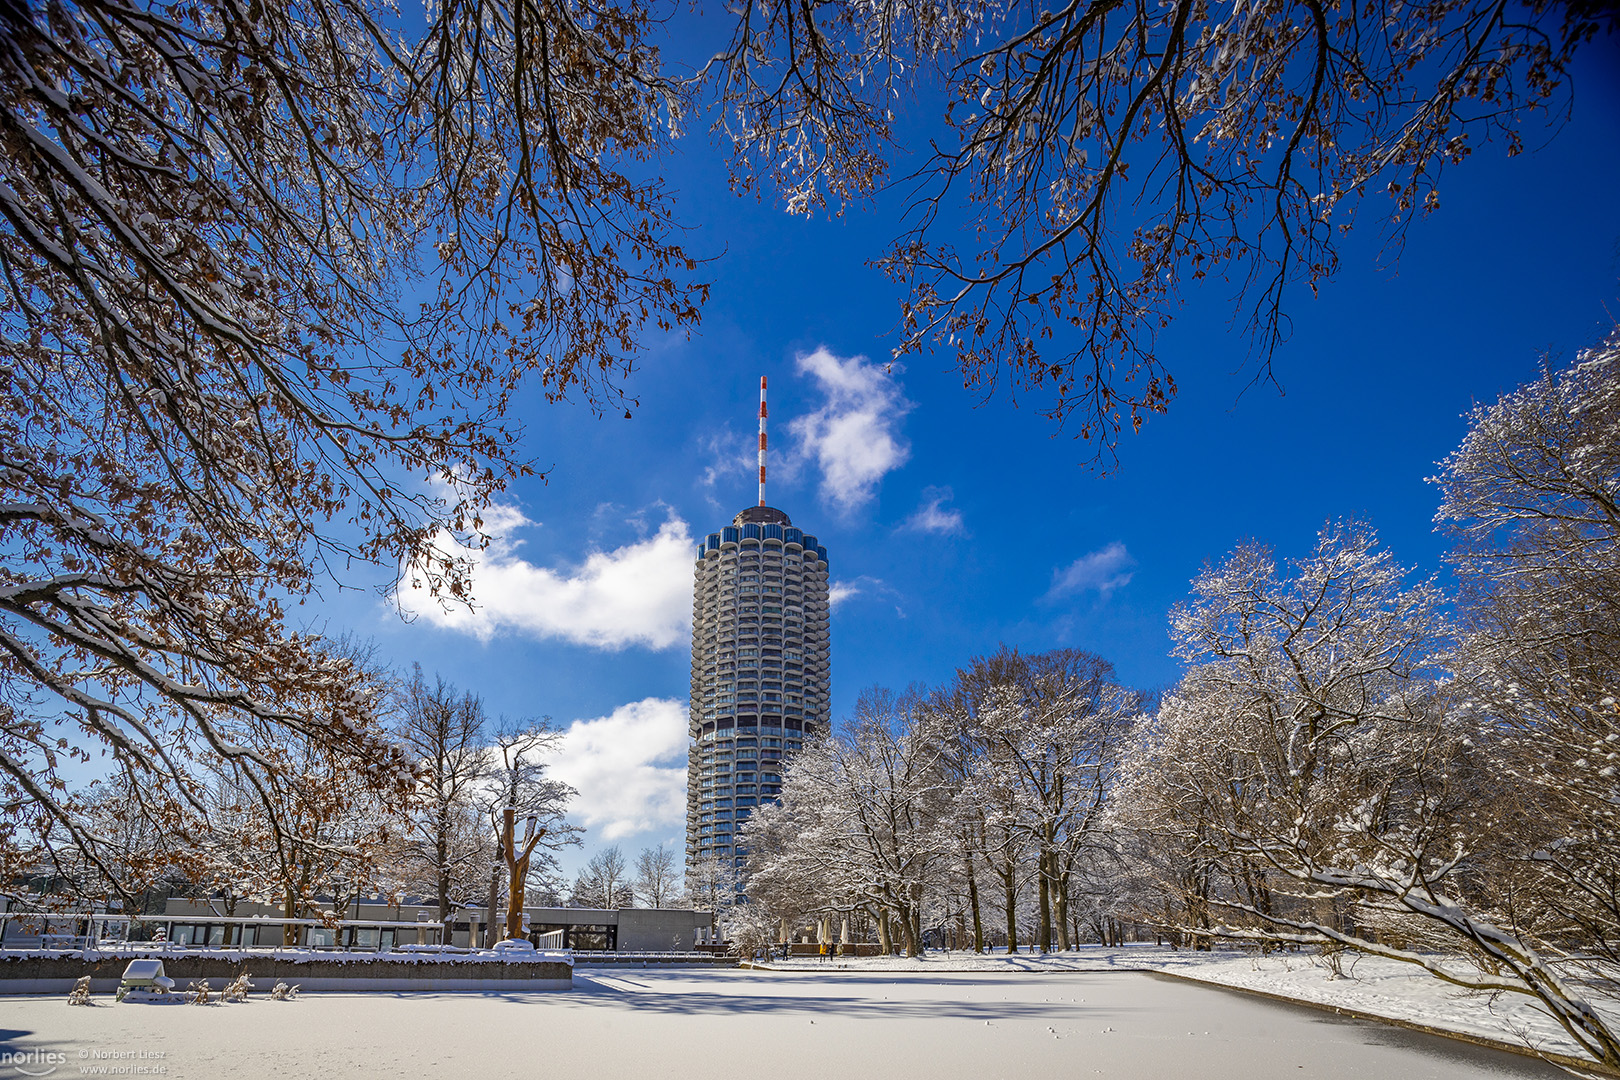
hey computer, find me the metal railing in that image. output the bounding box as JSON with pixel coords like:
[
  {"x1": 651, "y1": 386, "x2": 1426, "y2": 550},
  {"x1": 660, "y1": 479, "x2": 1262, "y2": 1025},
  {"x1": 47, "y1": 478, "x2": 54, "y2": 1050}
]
[{"x1": 0, "y1": 912, "x2": 445, "y2": 955}]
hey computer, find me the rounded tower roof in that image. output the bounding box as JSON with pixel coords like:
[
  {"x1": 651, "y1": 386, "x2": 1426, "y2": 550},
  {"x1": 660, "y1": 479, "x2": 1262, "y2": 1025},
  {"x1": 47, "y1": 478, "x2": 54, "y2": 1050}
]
[{"x1": 732, "y1": 505, "x2": 792, "y2": 527}]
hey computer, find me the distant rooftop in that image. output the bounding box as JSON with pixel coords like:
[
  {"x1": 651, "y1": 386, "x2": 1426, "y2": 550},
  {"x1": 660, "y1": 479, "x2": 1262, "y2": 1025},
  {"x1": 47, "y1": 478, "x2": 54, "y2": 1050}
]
[{"x1": 732, "y1": 505, "x2": 792, "y2": 527}]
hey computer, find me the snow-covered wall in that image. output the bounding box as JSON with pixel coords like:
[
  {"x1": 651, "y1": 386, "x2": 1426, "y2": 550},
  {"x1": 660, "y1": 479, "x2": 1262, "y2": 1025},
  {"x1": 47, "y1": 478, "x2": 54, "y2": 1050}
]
[{"x1": 0, "y1": 952, "x2": 573, "y2": 995}]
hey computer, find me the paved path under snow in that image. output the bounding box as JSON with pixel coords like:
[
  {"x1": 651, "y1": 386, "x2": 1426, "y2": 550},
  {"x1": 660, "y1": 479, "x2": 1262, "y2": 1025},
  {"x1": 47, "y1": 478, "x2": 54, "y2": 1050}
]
[{"x1": 0, "y1": 968, "x2": 1568, "y2": 1079}]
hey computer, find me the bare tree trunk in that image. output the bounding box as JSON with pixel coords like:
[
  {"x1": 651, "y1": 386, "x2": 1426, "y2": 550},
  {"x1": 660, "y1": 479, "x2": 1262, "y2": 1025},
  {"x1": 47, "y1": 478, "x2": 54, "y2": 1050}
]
[
  {"x1": 282, "y1": 886, "x2": 300, "y2": 947},
  {"x1": 874, "y1": 907, "x2": 892, "y2": 955},
  {"x1": 219, "y1": 896, "x2": 241, "y2": 946},
  {"x1": 898, "y1": 904, "x2": 921, "y2": 958},
  {"x1": 437, "y1": 864, "x2": 453, "y2": 946},
  {"x1": 506, "y1": 860, "x2": 528, "y2": 941},
  {"x1": 965, "y1": 845, "x2": 985, "y2": 953},
  {"x1": 485, "y1": 865, "x2": 500, "y2": 948},
  {"x1": 1037, "y1": 851, "x2": 1052, "y2": 953},
  {"x1": 1055, "y1": 876, "x2": 1071, "y2": 952},
  {"x1": 1002, "y1": 871, "x2": 1018, "y2": 954}
]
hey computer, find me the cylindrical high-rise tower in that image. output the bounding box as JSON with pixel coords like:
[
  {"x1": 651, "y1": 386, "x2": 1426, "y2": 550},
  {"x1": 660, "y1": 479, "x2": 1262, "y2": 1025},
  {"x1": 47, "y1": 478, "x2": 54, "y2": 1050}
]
[{"x1": 685, "y1": 500, "x2": 830, "y2": 887}]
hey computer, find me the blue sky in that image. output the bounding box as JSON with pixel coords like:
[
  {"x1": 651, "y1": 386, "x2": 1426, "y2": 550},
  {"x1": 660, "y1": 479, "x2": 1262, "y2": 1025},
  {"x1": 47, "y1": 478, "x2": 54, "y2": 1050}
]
[{"x1": 329, "y1": 42, "x2": 1620, "y2": 879}]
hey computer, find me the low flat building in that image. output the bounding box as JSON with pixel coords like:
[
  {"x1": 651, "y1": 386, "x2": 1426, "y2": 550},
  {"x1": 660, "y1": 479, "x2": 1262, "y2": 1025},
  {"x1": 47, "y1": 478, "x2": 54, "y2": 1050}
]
[{"x1": 159, "y1": 899, "x2": 714, "y2": 952}]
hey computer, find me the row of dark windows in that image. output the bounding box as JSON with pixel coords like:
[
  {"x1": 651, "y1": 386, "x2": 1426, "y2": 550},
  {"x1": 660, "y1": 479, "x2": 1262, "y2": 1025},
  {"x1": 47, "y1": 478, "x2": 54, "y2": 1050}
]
[{"x1": 700, "y1": 717, "x2": 817, "y2": 733}]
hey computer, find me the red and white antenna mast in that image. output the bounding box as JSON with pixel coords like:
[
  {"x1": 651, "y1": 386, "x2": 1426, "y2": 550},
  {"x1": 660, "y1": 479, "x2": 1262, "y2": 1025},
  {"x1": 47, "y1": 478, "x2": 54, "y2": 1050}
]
[{"x1": 757, "y1": 376, "x2": 768, "y2": 507}]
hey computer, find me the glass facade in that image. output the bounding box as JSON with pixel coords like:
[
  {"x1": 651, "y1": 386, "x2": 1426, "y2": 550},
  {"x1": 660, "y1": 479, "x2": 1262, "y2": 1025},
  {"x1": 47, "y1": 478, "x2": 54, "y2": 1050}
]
[
  {"x1": 687, "y1": 505, "x2": 830, "y2": 884},
  {"x1": 531, "y1": 923, "x2": 617, "y2": 951}
]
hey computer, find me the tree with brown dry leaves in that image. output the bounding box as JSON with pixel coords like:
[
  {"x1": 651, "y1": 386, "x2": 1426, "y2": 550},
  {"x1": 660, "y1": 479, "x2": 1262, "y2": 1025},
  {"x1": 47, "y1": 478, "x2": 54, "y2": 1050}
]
[
  {"x1": 0, "y1": 0, "x2": 698, "y2": 897},
  {"x1": 2, "y1": 0, "x2": 1608, "y2": 902},
  {"x1": 703, "y1": 0, "x2": 1613, "y2": 448}
]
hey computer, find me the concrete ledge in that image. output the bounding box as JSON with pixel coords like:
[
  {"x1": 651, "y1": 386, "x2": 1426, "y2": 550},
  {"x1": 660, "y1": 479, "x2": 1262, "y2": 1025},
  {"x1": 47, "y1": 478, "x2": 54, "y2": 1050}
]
[
  {"x1": 0, "y1": 976, "x2": 573, "y2": 994},
  {"x1": 574, "y1": 955, "x2": 738, "y2": 966},
  {"x1": 0, "y1": 955, "x2": 572, "y2": 996}
]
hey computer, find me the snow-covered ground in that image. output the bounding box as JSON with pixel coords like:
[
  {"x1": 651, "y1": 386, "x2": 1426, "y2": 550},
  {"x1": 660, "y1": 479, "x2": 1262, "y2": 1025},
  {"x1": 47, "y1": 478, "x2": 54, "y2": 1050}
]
[
  {"x1": 0, "y1": 965, "x2": 1571, "y2": 1079},
  {"x1": 753, "y1": 946, "x2": 1614, "y2": 1063}
]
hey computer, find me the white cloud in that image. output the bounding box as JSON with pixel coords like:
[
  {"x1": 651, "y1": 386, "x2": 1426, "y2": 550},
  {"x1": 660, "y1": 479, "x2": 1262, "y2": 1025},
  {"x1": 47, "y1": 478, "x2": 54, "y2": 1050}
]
[
  {"x1": 548, "y1": 698, "x2": 689, "y2": 841},
  {"x1": 697, "y1": 428, "x2": 757, "y2": 502},
  {"x1": 399, "y1": 506, "x2": 694, "y2": 650},
  {"x1": 1047, "y1": 542, "x2": 1137, "y2": 600},
  {"x1": 902, "y1": 486, "x2": 965, "y2": 535},
  {"x1": 827, "y1": 575, "x2": 901, "y2": 615},
  {"x1": 789, "y1": 347, "x2": 911, "y2": 512}
]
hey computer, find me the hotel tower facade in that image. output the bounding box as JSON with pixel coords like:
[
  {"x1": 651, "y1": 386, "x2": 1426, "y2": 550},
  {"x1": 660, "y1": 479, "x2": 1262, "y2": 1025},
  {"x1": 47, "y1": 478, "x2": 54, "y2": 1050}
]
[{"x1": 686, "y1": 378, "x2": 831, "y2": 883}]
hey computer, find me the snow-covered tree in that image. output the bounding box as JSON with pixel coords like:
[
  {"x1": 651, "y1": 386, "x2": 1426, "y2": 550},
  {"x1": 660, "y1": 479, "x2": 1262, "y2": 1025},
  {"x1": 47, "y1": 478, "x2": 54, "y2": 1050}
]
[
  {"x1": 195, "y1": 735, "x2": 395, "y2": 943},
  {"x1": 571, "y1": 846, "x2": 635, "y2": 909},
  {"x1": 387, "y1": 667, "x2": 497, "y2": 943},
  {"x1": 931, "y1": 703, "x2": 992, "y2": 953},
  {"x1": 1433, "y1": 337, "x2": 1620, "y2": 1062},
  {"x1": 958, "y1": 740, "x2": 1035, "y2": 955},
  {"x1": 632, "y1": 846, "x2": 682, "y2": 909},
  {"x1": 71, "y1": 784, "x2": 179, "y2": 897},
  {"x1": 1109, "y1": 683, "x2": 1245, "y2": 951},
  {"x1": 718, "y1": 902, "x2": 782, "y2": 958},
  {"x1": 943, "y1": 648, "x2": 1140, "y2": 951},
  {"x1": 686, "y1": 854, "x2": 742, "y2": 919},
  {"x1": 90, "y1": 635, "x2": 403, "y2": 941},
  {"x1": 741, "y1": 688, "x2": 955, "y2": 957},
  {"x1": 29, "y1": 782, "x2": 191, "y2": 924},
  {"x1": 486, "y1": 723, "x2": 579, "y2": 940},
  {"x1": 734, "y1": 789, "x2": 826, "y2": 942},
  {"x1": 185, "y1": 774, "x2": 279, "y2": 931},
  {"x1": 1146, "y1": 523, "x2": 1620, "y2": 1067}
]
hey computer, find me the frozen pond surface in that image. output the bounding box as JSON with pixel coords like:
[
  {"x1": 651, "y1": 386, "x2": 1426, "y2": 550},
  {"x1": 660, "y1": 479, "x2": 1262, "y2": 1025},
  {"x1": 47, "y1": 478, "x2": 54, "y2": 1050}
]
[{"x1": 1, "y1": 968, "x2": 1569, "y2": 1079}]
